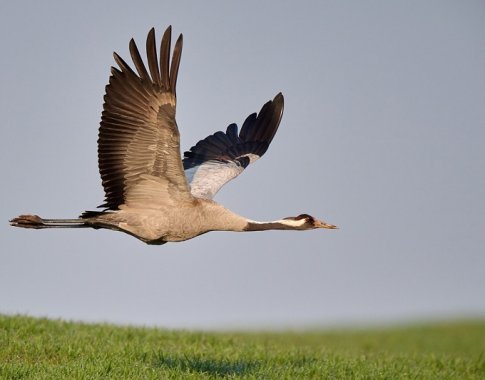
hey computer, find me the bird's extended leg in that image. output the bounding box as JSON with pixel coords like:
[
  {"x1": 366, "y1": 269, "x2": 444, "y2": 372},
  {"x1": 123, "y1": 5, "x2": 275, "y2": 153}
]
[{"x1": 10, "y1": 214, "x2": 87, "y2": 229}]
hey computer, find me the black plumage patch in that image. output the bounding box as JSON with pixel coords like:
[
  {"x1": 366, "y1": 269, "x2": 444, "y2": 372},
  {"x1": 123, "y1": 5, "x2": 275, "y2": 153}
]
[
  {"x1": 183, "y1": 93, "x2": 284, "y2": 171},
  {"x1": 284, "y1": 214, "x2": 315, "y2": 223}
]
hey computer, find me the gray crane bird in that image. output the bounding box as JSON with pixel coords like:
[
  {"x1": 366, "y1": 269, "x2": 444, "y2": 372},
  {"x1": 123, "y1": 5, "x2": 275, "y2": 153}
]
[{"x1": 10, "y1": 26, "x2": 337, "y2": 245}]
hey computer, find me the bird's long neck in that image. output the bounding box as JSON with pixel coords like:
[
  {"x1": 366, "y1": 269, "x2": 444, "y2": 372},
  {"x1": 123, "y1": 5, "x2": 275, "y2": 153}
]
[
  {"x1": 243, "y1": 218, "x2": 306, "y2": 231},
  {"x1": 200, "y1": 200, "x2": 306, "y2": 233}
]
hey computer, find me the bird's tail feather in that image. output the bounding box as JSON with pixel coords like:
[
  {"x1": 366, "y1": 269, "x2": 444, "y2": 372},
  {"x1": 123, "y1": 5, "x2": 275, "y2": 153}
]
[{"x1": 10, "y1": 214, "x2": 87, "y2": 229}]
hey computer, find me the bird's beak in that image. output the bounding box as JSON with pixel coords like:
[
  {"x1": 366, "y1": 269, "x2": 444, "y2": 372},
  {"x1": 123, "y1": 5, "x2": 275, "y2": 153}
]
[{"x1": 316, "y1": 220, "x2": 338, "y2": 229}]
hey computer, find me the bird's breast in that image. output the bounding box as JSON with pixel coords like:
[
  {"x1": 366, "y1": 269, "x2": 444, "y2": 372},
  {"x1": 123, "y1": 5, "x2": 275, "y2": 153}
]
[{"x1": 116, "y1": 207, "x2": 212, "y2": 243}]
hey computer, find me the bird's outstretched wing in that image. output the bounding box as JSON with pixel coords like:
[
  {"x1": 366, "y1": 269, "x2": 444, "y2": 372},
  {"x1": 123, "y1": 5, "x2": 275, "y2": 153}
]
[
  {"x1": 183, "y1": 93, "x2": 284, "y2": 199},
  {"x1": 98, "y1": 26, "x2": 192, "y2": 210}
]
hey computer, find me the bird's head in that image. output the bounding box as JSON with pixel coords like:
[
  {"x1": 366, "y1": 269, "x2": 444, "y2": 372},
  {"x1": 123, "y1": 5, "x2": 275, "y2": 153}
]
[{"x1": 283, "y1": 214, "x2": 338, "y2": 230}]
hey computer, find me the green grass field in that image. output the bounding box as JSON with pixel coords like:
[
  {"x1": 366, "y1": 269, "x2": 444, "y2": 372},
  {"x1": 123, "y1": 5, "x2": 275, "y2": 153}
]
[{"x1": 1, "y1": 315, "x2": 484, "y2": 379}]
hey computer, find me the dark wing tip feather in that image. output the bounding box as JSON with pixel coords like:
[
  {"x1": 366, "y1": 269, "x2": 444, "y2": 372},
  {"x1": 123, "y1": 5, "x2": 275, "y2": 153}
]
[
  {"x1": 170, "y1": 33, "x2": 183, "y2": 93},
  {"x1": 128, "y1": 38, "x2": 150, "y2": 81},
  {"x1": 113, "y1": 52, "x2": 137, "y2": 77},
  {"x1": 146, "y1": 28, "x2": 161, "y2": 86},
  {"x1": 183, "y1": 93, "x2": 284, "y2": 171},
  {"x1": 160, "y1": 26, "x2": 172, "y2": 90},
  {"x1": 239, "y1": 92, "x2": 284, "y2": 152}
]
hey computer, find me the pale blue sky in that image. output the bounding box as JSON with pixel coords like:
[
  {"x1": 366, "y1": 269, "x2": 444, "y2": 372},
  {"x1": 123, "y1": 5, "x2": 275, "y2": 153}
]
[{"x1": 1, "y1": 1, "x2": 484, "y2": 329}]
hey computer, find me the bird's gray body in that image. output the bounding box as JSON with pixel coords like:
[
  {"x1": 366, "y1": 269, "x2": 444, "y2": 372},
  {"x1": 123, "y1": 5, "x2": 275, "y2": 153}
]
[{"x1": 88, "y1": 199, "x2": 247, "y2": 244}]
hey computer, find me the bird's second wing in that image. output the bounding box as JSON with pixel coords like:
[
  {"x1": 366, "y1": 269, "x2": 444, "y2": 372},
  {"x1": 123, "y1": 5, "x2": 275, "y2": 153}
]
[
  {"x1": 183, "y1": 93, "x2": 284, "y2": 199},
  {"x1": 98, "y1": 26, "x2": 192, "y2": 210}
]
